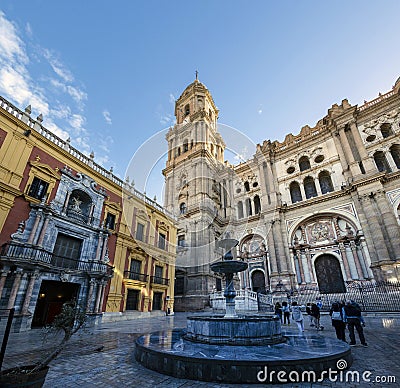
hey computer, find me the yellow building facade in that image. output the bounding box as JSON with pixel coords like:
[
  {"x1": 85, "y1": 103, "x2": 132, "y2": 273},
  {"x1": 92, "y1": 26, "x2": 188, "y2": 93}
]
[{"x1": 0, "y1": 96, "x2": 176, "y2": 331}]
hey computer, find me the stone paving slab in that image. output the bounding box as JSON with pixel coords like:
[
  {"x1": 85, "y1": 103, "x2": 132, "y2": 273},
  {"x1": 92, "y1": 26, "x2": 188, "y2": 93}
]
[{"x1": 1, "y1": 313, "x2": 399, "y2": 387}]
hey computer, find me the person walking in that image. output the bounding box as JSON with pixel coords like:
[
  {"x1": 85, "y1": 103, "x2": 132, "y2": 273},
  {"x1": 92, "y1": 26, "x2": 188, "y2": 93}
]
[
  {"x1": 274, "y1": 302, "x2": 283, "y2": 323},
  {"x1": 291, "y1": 301, "x2": 304, "y2": 332},
  {"x1": 282, "y1": 301, "x2": 291, "y2": 325},
  {"x1": 306, "y1": 303, "x2": 314, "y2": 327},
  {"x1": 343, "y1": 300, "x2": 367, "y2": 346},
  {"x1": 329, "y1": 301, "x2": 346, "y2": 341},
  {"x1": 310, "y1": 303, "x2": 324, "y2": 331}
]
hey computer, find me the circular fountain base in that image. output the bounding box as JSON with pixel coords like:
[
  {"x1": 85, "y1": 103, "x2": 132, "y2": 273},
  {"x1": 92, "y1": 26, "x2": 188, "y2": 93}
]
[
  {"x1": 185, "y1": 314, "x2": 284, "y2": 345},
  {"x1": 135, "y1": 328, "x2": 352, "y2": 384}
]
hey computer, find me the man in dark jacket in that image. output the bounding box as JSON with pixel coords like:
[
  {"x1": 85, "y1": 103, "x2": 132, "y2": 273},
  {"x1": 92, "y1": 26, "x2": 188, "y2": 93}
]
[
  {"x1": 343, "y1": 300, "x2": 367, "y2": 346},
  {"x1": 310, "y1": 303, "x2": 323, "y2": 331}
]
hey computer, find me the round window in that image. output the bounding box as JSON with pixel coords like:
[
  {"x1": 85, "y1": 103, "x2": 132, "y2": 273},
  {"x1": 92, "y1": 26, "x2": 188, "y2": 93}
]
[
  {"x1": 366, "y1": 135, "x2": 376, "y2": 142},
  {"x1": 287, "y1": 166, "x2": 295, "y2": 174},
  {"x1": 315, "y1": 155, "x2": 324, "y2": 163}
]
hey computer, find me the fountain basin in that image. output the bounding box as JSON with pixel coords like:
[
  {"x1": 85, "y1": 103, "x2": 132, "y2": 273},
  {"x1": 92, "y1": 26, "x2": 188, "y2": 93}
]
[
  {"x1": 185, "y1": 314, "x2": 284, "y2": 345},
  {"x1": 135, "y1": 329, "x2": 352, "y2": 384},
  {"x1": 210, "y1": 260, "x2": 248, "y2": 274}
]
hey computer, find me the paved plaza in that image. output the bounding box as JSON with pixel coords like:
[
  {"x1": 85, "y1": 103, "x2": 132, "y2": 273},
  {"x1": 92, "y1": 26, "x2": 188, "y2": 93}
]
[{"x1": 1, "y1": 312, "x2": 399, "y2": 387}]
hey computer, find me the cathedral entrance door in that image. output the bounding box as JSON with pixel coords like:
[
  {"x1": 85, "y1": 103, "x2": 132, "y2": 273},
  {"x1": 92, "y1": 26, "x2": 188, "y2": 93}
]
[
  {"x1": 251, "y1": 270, "x2": 266, "y2": 293},
  {"x1": 315, "y1": 254, "x2": 346, "y2": 293}
]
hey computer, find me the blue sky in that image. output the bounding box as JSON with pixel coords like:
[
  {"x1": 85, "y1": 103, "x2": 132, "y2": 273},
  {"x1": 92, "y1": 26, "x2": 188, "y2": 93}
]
[{"x1": 1, "y1": 1, "x2": 399, "y2": 200}]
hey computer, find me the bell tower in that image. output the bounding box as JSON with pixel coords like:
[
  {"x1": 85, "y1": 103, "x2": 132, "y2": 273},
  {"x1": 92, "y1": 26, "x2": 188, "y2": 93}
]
[{"x1": 163, "y1": 77, "x2": 229, "y2": 311}]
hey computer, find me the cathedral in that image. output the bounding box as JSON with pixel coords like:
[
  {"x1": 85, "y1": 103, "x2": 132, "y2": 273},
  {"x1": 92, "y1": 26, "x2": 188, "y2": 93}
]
[{"x1": 163, "y1": 76, "x2": 400, "y2": 311}]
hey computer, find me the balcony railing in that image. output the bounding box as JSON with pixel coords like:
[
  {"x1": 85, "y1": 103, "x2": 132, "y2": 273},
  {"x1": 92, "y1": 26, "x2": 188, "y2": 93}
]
[
  {"x1": 123, "y1": 270, "x2": 148, "y2": 282},
  {"x1": 150, "y1": 276, "x2": 169, "y2": 286},
  {"x1": 0, "y1": 242, "x2": 113, "y2": 276}
]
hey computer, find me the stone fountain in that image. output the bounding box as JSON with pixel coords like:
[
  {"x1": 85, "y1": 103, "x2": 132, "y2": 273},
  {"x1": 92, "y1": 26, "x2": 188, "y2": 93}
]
[{"x1": 135, "y1": 238, "x2": 352, "y2": 383}]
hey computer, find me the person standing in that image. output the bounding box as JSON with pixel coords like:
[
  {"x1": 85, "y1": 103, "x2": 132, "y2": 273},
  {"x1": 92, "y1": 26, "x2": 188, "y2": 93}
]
[
  {"x1": 291, "y1": 301, "x2": 304, "y2": 332},
  {"x1": 274, "y1": 302, "x2": 283, "y2": 323},
  {"x1": 343, "y1": 300, "x2": 367, "y2": 346},
  {"x1": 329, "y1": 301, "x2": 346, "y2": 341},
  {"x1": 282, "y1": 301, "x2": 291, "y2": 325},
  {"x1": 306, "y1": 303, "x2": 314, "y2": 327}
]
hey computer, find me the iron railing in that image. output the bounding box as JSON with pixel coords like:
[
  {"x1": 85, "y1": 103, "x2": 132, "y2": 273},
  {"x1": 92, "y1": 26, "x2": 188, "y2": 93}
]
[
  {"x1": 150, "y1": 276, "x2": 169, "y2": 286},
  {"x1": 274, "y1": 281, "x2": 400, "y2": 312},
  {"x1": 0, "y1": 242, "x2": 113, "y2": 276},
  {"x1": 123, "y1": 270, "x2": 148, "y2": 282}
]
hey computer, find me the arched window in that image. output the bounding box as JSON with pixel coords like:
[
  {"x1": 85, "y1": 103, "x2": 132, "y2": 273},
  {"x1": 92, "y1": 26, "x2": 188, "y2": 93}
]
[
  {"x1": 246, "y1": 198, "x2": 253, "y2": 216},
  {"x1": 244, "y1": 181, "x2": 250, "y2": 192},
  {"x1": 184, "y1": 104, "x2": 190, "y2": 116},
  {"x1": 390, "y1": 145, "x2": 400, "y2": 169},
  {"x1": 374, "y1": 151, "x2": 391, "y2": 173},
  {"x1": 304, "y1": 176, "x2": 318, "y2": 199},
  {"x1": 177, "y1": 147, "x2": 181, "y2": 156},
  {"x1": 254, "y1": 195, "x2": 261, "y2": 214},
  {"x1": 299, "y1": 156, "x2": 311, "y2": 171},
  {"x1": 318, "y1": 171, "x2": 334, "y2": 194},
  {"x1": 237, "y1": 201, "x2": 244, "y2": 219},
  {"x1": 380, "y1": 123, "x2": 393, "y2": 138},
  {"x1": 190, "y1": 140, "x2": 194, "y2": 149},
  {"x1": 289, "y1": 181, "x2": 302, "y2": 203},
  {"x1": 179, "y1": 202, "x2": 187, "y2": 215},
  {"x1": 183, "y1": 139, "x2": 188, "y2": 153}
]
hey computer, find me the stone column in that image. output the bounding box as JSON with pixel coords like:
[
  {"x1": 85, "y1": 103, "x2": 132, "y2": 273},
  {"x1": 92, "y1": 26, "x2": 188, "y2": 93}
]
[
  {"x1": 37, "y1": 215, "x2": 51, "y2": 246},
  {"x1": 300, "y1": 251, "x2": 310, "y2": 283},
  {"x1": 305, "y1": 249, "x2": 315, "y2": 283},
  {"x1": 339, "y1": 243, "x2": 352, "y2": 280},
  {"x1": 293, "y1": 249, "x2": 304, "y2": 283},
  {"x1": 98, "y1": 280, "x2": 107, "y2": 313},
  {"x1": 62, "y1": 191, "x2": 71, "y2": 214},
  {"x1": 7, "y1": 269, "x2": 23, "y2": 309},
  {"x1": 95, "y1": 232, "x2": 103, "y2": 260},
  {"x1": 267, "y1": 224, "x2": 278, "y2": 275},
  {"x1": 299, "y1": 184, "x2": 306, "y2": 202},
  {"x1": 345, "y1": 243, "x2": 358, "y2": 279},
  {"x1": 314, "y1": 177, "x2": 322, "y2": 196},
  {"x1": 332, "y1": 131, "x2": 351, "y2": 180},
  {"x1": 22, "y1": 271, "x2": 39, "y2": 314},
  {"x1": 95, "y1": 282, "x2": 104, "y2": 313},
  {"x1": 338, "y1": 128, "x2": 360, "y2": 176},
  {"x1": 101, "y1": 234, "x2": 109, "y2": 261},
  {"x1": 27, "y1": 211, "x2": 42, "y2": 244},
  {"x1": 86, "y1": 279, "x2": 95, "y2": 312},
  {"x1": 360, "y1": 194, "x2": 392, "y2": 261},
  {"x1": 0, "y1": 269, "x2": 10, "y2": 300},
  {"x1": 349, "y1": 121, "x2": 376, "y2": 172},
  {"x1": 374, "y1": 191, "x2": 400, "y2": 258},
  {"x1": 350, "y1": 241, "x2": 364, "y2": 279}
]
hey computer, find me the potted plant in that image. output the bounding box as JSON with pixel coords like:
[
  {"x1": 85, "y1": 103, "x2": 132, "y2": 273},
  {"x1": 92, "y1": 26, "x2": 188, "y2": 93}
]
[{"x1": 0, "y1": 299, "x2": 87, "y2": 388}]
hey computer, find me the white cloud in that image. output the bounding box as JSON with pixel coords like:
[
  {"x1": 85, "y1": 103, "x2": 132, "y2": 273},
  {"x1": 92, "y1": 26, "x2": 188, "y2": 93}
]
[
  {"x1": 0, "y1": 11, "x2": 110, "y2": 170},
  {"x1": 43, "y1": 48, "x2": 74, "y2": 83},
  {"x1": 169, "y1": 93, "x2": 176, "y2": 104},
  {"x1": 102, "y1": 110, "x2": 112, "y2": 125},
  {"x1": 160, "y1": 113, "x2": 174, "y2": 125},
  {"x1": 258, "y1": 109, "x2": 263, "y2": 115}
]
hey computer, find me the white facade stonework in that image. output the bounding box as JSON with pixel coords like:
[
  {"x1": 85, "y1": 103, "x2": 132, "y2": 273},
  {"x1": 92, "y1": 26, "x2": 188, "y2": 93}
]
[{"x1": 164, "y1": 78, "x2": 400, "y2": 311}]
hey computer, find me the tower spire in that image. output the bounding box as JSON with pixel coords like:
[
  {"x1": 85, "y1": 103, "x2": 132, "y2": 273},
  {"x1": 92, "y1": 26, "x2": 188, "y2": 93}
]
[{"x1": 195, "y1": 70, "x2": 198, "y2": 81}]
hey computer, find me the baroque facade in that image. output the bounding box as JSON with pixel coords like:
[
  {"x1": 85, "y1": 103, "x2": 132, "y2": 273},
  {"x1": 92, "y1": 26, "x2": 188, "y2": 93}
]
[
  {"x1": 0, "y1": 97, "x2": 176, "y2": 332},
  {"x1": 163, "y1": 77, "x2": 400, "y2": 311}
]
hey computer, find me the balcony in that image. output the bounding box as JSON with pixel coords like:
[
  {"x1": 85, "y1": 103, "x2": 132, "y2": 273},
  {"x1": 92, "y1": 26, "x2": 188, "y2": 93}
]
[
  {"x1": 123, "y1": 270, "x2": 148, "y2": 282},
  {"x1": 150, "y1": 276, "x2": 169, "y2": 286},
  {"x1": 0, "y1": 242, "x2": 114, "y2": 277}
]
